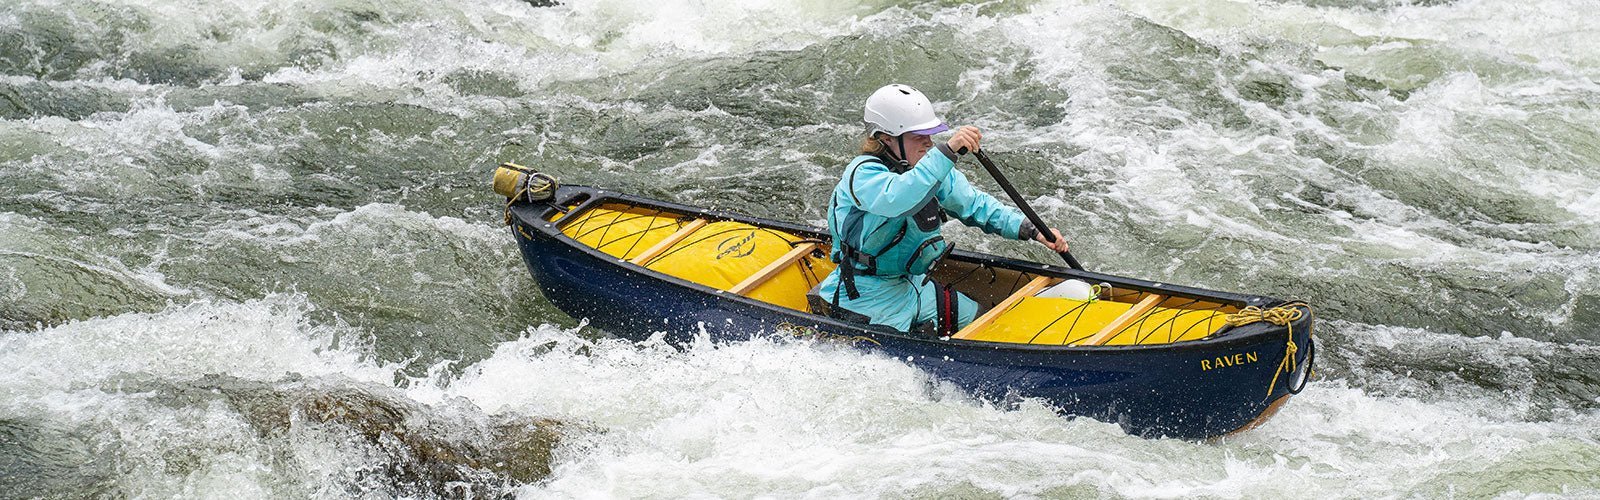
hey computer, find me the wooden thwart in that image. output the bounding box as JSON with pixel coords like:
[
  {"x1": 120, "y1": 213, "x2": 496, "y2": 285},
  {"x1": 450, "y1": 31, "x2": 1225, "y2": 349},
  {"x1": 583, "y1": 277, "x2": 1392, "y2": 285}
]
[
  {"x1": 953, "y1": 275, "x2": 1056, "y2": 340},
  {"x1": 1074, "y1": 293, "x2": 1166, "y2": 346},
  {"x1": 730, "y1": 243, "x2": 820, "y2": 295},
  {"x1": 628, "y1": 219, "x2": 707, "y2": 266}
]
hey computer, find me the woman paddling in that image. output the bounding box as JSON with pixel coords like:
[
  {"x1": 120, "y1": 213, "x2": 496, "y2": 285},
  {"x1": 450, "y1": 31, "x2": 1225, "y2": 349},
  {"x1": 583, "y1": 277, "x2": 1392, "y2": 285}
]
[{"x1": 817, "y1": 84, "x2": 1071, "y2": 336}]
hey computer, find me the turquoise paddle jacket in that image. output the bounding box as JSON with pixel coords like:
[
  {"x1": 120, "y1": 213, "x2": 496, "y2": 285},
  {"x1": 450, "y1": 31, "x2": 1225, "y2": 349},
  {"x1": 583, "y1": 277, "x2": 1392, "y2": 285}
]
[{"x1": 819, "y1": 145, "x2": 1033, "y2": 333}]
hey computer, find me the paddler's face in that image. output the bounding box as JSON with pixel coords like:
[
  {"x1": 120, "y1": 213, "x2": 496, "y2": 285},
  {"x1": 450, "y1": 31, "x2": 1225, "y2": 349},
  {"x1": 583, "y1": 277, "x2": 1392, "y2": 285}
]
[{"x1": 894, "y1": 133, "x2": 935, "y2": 165}]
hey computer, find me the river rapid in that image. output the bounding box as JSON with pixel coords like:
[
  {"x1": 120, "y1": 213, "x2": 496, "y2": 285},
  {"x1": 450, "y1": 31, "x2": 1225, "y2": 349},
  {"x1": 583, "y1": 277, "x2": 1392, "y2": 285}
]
[{"x1": 2, "y1": 0, "x2": 1598, "y2": 497}]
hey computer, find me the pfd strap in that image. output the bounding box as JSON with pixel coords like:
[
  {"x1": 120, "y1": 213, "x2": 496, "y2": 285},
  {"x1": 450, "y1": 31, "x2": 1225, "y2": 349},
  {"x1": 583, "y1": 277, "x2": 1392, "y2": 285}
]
[{"x1": 839, "y1": 263, "x2": 861, "y2": 301}]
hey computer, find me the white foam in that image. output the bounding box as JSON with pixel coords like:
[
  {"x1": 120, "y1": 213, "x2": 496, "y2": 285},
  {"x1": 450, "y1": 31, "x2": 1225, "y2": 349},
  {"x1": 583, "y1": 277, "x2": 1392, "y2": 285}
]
[
  {"x1": 415, "y1": 326, "x2": 1600, "y2": 498},
  {"x1": 1103, "y1": 0, "x2": 1600, "y2": 80},
  {"x1": 0, "y1": 293, "x2": 407, "y2": 497},
  {"x1": 251, "y1": 0, "x2": 884, "y2": 102},
  {"x1": 0, "y1": 294, "x2": 394, "y2": 398},
  {"x1": 202, "y1": 202, "x2": 509, "y2": 250},
  {"x1": 980, "y1": 0, "x2": 1599, "y2": 301},
  {"x1": 16, "y1": 100, "x2": 273, "y2": 200}
]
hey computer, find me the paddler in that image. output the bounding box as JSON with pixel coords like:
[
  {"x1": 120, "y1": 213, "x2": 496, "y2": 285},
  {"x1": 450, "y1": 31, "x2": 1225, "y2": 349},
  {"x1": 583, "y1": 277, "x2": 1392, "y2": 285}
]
[{"x1": 818, "y1": 84, "x2": 1071, "y2": 336}]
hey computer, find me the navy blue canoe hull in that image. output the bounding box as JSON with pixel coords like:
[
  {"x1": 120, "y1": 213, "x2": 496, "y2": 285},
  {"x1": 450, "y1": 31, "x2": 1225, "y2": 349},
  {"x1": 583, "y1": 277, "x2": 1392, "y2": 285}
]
[{"x1": 506, "y1": 187, "x2": 1315, "y2": 440}]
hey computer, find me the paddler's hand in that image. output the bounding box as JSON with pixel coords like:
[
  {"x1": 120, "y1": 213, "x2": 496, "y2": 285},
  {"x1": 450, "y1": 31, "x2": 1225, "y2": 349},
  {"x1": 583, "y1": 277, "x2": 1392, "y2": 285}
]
[
  {"x1": 947, "y1": 126, "x2": 982, "y2": 154},
  {"x1": 1034, "y1": 228, "x2": 1070, "y2": 253}
]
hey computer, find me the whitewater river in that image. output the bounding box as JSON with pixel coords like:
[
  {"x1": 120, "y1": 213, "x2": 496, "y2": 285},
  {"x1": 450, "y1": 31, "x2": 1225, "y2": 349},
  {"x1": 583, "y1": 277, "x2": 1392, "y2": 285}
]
[{"x1": 3, "y1": 0, "x2": 1598, "y2": 497}]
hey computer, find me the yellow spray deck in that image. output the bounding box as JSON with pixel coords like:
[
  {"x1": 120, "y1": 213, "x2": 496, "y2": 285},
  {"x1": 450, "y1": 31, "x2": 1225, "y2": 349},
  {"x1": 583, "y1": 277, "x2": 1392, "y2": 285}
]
[
  {"x1": 556, "y1": 205, "x2": 835, "y2": 312},
  {"x1": 550, "y1": 205, "x2": 1236, "y2": 346}
]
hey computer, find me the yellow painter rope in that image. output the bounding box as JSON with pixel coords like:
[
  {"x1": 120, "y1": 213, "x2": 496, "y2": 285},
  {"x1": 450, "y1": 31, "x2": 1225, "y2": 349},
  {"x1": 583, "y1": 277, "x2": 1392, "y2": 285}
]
[{"x1": 1223, "y1": 302, "x2": 1311, "y2": 398}]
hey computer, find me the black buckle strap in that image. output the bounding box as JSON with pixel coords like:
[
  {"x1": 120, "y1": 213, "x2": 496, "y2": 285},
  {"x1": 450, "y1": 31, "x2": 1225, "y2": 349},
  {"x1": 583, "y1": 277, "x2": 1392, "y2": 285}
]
[
  {"x1": 839, "y1": 263, "x2": 861, "y2": 301},
  {"x1": 843, "y1": 248, "x2": 878, "y2": 274},
  {"x1": 834, "y1": 242, "x2": 881, "y2": 302}
]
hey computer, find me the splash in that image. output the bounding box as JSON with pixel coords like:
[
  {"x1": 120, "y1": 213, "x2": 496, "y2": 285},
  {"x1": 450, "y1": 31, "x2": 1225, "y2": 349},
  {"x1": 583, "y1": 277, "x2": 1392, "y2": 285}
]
[
  {"x1": 0, "y1": 296, "x2": 570, "y2": 497},
  {"x1": 425, "y1": 327, "x2": 1600, "y2": 498}
]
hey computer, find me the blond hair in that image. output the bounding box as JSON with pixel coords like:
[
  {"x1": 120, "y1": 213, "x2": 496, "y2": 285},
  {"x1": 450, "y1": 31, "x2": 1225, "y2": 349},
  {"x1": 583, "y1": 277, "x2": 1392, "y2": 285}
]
[{"x1": 859, "y1": 133, "x2": 886, "y2": 155}]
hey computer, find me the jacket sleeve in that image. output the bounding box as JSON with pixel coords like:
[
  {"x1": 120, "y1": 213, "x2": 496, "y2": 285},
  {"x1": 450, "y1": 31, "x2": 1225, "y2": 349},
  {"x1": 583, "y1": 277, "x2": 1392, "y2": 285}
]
[
  {"x1": 844, "y1": 149, "x2": 957, "y2": 218},
  {"x1": 936, "y1": 167, "x2": 1028, "y2": 240}
]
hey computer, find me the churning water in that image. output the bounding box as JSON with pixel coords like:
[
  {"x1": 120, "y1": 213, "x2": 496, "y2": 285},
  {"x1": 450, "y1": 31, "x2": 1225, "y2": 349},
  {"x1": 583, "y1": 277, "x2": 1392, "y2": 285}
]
[{"x1": 2, "y1": 0, "x2": 1598, "y2": 497}]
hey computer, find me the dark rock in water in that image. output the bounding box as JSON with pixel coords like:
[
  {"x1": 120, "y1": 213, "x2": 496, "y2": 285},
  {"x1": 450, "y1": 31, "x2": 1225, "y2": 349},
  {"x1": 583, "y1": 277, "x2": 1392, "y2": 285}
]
[
  {"x1": 136, "y1": 374, "x2": 574, "y2": 497},
  {"x1": 518, "y1": 0, "x2": 562, "y2": 7}
]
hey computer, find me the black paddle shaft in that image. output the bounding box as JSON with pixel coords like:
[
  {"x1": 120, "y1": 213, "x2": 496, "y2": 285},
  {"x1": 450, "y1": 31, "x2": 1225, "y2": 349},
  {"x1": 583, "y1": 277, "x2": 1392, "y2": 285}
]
[{"x1": 967, "y1": 149, "x2": 1084, "y2": 271}]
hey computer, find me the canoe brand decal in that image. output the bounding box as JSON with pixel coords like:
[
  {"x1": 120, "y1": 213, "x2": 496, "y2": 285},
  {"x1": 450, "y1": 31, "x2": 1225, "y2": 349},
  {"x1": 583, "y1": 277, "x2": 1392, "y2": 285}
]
[
  {"x1": 716, "y1": 232, "x2": 758, "y2": 260},
  {"x1": 776, "y1": 322, "x2": 880, "y2": 346},
  {"x1": 1201, "y1": 351, "x2": 1259, "y2": 371}
]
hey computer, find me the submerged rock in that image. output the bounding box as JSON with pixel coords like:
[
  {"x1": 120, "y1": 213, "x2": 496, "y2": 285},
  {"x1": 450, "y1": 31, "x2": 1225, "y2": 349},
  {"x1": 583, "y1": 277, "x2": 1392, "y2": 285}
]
[{"x1": 135, "y1": 374, "x2": 573, "y2": 497}]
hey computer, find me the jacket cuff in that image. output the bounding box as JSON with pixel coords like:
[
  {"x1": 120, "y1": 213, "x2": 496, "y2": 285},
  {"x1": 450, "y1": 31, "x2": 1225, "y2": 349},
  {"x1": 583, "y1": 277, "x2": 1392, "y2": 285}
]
[
  {"x1": 935, "y1": 142, "x2": 962, "y2": 160},
  {"x1": 1018, "y1": 220, "x2": 1037, "y2": 241}
]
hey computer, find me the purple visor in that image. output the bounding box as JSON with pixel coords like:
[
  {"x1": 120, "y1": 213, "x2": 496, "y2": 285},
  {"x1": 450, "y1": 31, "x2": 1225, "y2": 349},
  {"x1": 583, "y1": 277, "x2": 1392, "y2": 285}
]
[{"x1": 908, "y1": 123, "x2": 950, "y2": 136}]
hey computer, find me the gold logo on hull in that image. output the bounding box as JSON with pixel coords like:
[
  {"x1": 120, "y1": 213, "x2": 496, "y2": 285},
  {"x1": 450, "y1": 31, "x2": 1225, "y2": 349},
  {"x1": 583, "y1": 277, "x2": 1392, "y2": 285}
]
[{"x1": 1201, "y1": 351, "x2": 1259, "y2": 371}]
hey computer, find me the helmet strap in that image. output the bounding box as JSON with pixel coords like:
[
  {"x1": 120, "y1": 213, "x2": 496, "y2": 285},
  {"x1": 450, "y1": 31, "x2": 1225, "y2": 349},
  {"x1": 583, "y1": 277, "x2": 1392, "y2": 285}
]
[{"x1": 877, "y1": 134, "x2": 912, "y2": 172}]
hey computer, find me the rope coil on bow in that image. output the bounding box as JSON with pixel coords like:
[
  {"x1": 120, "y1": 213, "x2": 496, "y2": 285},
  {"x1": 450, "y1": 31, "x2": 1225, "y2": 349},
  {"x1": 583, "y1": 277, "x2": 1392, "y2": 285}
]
[{"x1": 1223, "y1": 302, "x2": 1312, "y2": 399}]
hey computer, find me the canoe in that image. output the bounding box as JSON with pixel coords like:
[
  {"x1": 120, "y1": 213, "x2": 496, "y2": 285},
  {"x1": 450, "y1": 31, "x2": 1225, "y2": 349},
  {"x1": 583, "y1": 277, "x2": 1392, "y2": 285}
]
[{"x1": 495, "y1": 165, "x2": 1315, "y2": 440}]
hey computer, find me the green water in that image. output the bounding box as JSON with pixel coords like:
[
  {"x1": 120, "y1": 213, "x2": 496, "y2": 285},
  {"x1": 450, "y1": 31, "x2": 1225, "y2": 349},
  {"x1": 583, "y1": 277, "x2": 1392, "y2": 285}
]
[{"x1": 2, "y1": 0, "x2": 1598, "y2": 497}]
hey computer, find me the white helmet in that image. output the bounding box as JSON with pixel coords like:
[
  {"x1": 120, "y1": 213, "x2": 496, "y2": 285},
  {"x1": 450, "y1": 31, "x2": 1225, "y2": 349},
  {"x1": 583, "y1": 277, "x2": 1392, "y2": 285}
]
[{"x1": 863, "y1": 84, "x2": 949, "y2": 137}]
